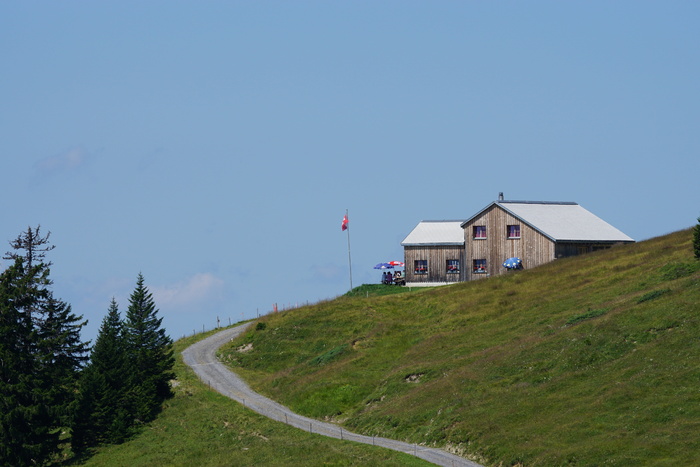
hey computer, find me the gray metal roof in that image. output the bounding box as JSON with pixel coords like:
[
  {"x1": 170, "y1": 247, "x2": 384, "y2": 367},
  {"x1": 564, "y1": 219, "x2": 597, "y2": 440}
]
[
  {"x1": 401, "y1": 220, "x2": 466, "y2": 246},
  {"x1": 463, "y1": 201, "x2": 634, "y2": 243}
]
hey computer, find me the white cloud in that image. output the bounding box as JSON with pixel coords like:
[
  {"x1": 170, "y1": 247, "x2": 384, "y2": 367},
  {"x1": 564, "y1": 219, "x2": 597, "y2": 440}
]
[
  {"x1": 36, "y1": 146, "x2": 87, "y2": 172},
  {"x1": 150, "y1": 273, "x2": 225, "y2": 311}
]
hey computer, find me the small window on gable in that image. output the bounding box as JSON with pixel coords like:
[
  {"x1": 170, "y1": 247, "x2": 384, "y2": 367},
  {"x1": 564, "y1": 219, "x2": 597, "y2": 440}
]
[
  {"x1": 446, "y1": 259, "x2": 460, "y2": 274},
  {"x1": 414, "y1": 260, "x2": 428, "y2": 275},
  {"x1": 473, "y1": 225, "x2": 487, "y2": 239},
  {"x1": 473, "y1": 259, "x2": 487, "y2": 274},
  {"x1": 507, "y1": 224, "x2": 521, "y2": 239}
]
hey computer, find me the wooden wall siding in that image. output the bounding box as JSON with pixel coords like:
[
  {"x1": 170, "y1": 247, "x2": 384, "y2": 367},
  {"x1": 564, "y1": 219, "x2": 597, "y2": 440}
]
[
  {"x1": 555, "y1": 242, "x2": 615, "y2": 258},
  {"x1": 404, "y1": 245, "x2": 465, "y2": 283},
  {"x1": 463, "y1": 205, "x2": 555, "y2": 280}
]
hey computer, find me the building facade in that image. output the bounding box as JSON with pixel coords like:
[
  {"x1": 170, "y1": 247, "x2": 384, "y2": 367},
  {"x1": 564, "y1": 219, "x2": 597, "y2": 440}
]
[
  {"x1": 401, "y1": 197, "x2": 634, "y2": 285},
  {"x1": 401, "y1": 220, "x2": 465, "y2": 284}
]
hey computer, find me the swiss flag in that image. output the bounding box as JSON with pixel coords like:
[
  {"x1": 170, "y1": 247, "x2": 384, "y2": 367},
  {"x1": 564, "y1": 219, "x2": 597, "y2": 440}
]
[{"x1": 341, "y1": 214, "x2": 349, "y2": 231}]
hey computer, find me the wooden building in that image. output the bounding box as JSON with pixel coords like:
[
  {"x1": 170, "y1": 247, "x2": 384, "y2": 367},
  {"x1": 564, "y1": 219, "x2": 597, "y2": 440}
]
[
  {"x1": 400, "y1": 220, "x2": 466, "y2": 284},
  {"x1": 462, "y1": 199, "x2": 635, "y2": 280},
  {"x1": 401, "y1": 196, "x2": 634, "y2": 285}
]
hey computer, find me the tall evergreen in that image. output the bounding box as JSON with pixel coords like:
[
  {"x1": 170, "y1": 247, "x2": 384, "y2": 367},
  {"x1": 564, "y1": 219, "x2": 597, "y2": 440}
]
[
  {"x1": 0, "y1": 227, "x2": 88, "y2": 465},
  {"x1": 0, "y1": 259, "x2": 47, "y2": 466},
  {"x1": 72, "y1": 298, "x2": 131, "y2": 451},
  {"x1": 3, "y1": 225, "x2": 55, "y2": 269},
  {"x1": 123, "y1": 274, "x2": 175, "y2": 423}
]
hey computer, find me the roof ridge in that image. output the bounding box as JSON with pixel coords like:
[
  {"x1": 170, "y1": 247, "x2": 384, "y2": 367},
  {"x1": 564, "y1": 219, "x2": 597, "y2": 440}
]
[
  {"x1": 419, "y1": 219, "x2": 467, "y2": 223},
  {"x1": 497, "y1": 200, "x2": 578, "y2": 205}
]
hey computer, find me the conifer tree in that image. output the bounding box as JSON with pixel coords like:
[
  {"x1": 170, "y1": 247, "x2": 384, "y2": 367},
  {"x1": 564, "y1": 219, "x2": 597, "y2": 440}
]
[
  {"x1": 123, "y1": 274, "x2": 175, "y2": 423},
  {"x1": 0, "y1": 227, "x2": 88, "y2": 465},
  {"x1": 38, "y1": 296, "x2": 89, "y2": 448},
  {"x1": 72, "y1": 298, "x2": 131, "y2": 451},
  {"x1": 0, "y1": 259, "x2": 47, "y2": 466},
  {"x1": 3, "y1": 225, "x2": 55, "y2": 269}
]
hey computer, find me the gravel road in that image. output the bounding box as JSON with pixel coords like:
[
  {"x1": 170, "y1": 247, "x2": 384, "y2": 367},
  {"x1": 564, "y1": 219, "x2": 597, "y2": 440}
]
[{"x1": 182, "y1": 323, "x2": 483, "y2": 467}]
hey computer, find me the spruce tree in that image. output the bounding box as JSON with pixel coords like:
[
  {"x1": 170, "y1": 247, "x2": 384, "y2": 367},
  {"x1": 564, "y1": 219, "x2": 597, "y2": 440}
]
[
  {"x1": 0, "y1": 227, "x2": 88, "y2": 465},
  {"x1": 38, "y1": 297, "x2": 89, "y2": 429},
  {"x1": 3, "y1": 225, "x2": 55, "y2": 269},
  {"x1": 72, "y1": 298, "x2": 131, "y2": 451},
  {"x1": 0, "y1": 259, "x2": 47, "y2": 466},
  {"x1": 123, "y1": 274, "x2": 175, "y2": 423}
]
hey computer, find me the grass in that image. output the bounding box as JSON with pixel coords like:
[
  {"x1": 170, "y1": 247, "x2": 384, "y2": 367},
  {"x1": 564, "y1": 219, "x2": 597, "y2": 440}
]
[
  {"x1": 73, "y1": 328, "x2": 430, "y2": 466},
  {"x1": 343, "y1": 283, "x2": 431, "y2": 298},
  {"x1": 565, "y1": 308, "x2": 608, "y2": 325},
  {"x1": 221, "y1": 228, "x2": 700, "y2": 466}
]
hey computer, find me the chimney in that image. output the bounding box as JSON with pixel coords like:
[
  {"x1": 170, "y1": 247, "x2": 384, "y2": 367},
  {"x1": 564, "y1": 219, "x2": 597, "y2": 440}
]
[{"x1": 498, "y1": 192, "x2": 504, "y2": 201}]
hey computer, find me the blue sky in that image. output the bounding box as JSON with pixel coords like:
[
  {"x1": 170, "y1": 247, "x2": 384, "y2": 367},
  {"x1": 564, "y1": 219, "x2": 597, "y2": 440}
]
[{"x1": 2, "y1": 2, "x2": 698, "y2": 342}]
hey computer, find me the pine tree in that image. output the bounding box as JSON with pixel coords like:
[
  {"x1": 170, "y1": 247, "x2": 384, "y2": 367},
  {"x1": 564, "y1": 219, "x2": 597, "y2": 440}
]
[
  {"x1": 0, "y1": 259, "x2": 77, "y2": 465},
  {"x1": 0, "y1": 259, "x2": 47, "y2": 466},
  {"x1": 3, "y1": 227, "x2": 54, "y2": 326},
  {"x1": 38, "y1": 297, "x2": 89, "y2": 429},
  {"x1": 3, "y1": 225, "x2": 55, "y2": 269},
  {"x1": 72, "y1": 298, "x2": 131, "y2": 451},
  {"x1": 123, "y1": 274, "x2": 175, "y2": 423},
  {"x1": 0, "y1": 227, "x2": 88, "y2": 465}
]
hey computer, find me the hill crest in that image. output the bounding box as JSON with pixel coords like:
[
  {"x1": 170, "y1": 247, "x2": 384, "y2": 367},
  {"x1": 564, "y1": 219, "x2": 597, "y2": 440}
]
[{"x1": 221, "y1": 228, "x2": 700, "y2": 466}]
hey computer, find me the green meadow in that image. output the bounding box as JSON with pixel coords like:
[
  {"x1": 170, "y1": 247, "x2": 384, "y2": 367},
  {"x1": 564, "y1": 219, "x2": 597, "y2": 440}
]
[
  {"x1": 75, "y1": 329, "x2": 429, "y2": 466},
  {"x1": 221, "y1": 228, "x2": 700, "y2": 466}
]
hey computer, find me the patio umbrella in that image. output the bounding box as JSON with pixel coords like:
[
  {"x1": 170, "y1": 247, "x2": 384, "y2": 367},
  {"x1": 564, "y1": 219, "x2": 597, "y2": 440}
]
[
  {"x1": 373, "y1": 262, "x2": 394, "y2": 269},
  {"x1": 387, "y1": 261, "x2": 405, "y2": 267},
  {"x1": 503, "y1": 257, "x2": 522, "y2": 269}
]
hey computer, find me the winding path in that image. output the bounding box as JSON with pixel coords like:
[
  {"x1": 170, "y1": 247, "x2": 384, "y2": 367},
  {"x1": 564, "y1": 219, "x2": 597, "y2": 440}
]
[{"x1": 182, "y1": 323, "x2": 483, "y2": 467}]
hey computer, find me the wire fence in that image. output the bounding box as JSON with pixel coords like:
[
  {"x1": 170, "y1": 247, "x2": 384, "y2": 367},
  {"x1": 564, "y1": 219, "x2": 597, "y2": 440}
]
[{"x1": 179, "y1": 298, "x2": 334, "y2": 341}]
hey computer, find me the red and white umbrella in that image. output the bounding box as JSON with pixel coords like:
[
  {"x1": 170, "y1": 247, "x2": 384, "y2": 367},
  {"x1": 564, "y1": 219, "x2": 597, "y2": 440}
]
[{"x1": 387, "y1": 261, "x2": 405, "y2": 267}]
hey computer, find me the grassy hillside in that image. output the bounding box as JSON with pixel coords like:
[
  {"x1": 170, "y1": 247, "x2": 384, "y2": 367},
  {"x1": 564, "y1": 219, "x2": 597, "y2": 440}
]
[
  {"x1": 75, "y1": 329, "x2": 430, "y2": 466},
  {"x1": 221, "y1": 228, "x2": 700, "y2": 466}
]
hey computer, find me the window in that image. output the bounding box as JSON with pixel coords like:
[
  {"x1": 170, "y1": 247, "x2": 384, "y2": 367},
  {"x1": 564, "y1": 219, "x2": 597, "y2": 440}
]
[
  {"x1": 414, "y1": 260, "x2": 428, "y2": 275},
  {"x1": 507, "y1": 224, "x2": 521, "y2": 239},
  {"x1": 473, "y1": 225, "x2": 487, "y2": 239},
  {"x1": 473, "y1": 259, "x2": 487, "y2": 274},
  {"x1": 446, "y1": 259, "x2": 460, "y2": 274}
]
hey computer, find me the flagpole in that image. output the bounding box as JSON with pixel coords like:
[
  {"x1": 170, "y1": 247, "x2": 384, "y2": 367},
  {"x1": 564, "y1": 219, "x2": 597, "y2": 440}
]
[{"x1": 346, "y1": 209, "x2": 353, "y2": 290}]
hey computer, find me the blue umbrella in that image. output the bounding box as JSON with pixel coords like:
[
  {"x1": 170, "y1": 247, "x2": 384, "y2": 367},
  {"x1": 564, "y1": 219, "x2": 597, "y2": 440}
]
[
  {"x1": 503, "y1": 257, "x2": 522, "y2": 269},
  {"x1": 374, "y1": 262, "x2": 394, "y2": 269}
]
